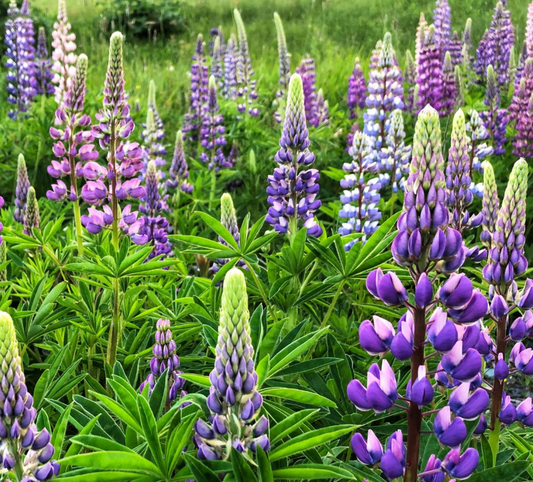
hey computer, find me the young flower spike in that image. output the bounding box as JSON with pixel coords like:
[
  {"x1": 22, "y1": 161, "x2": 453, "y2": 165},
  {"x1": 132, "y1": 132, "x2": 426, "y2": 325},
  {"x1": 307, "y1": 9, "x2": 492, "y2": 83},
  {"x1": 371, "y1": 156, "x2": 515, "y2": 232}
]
[
  {"x1": 139, "y1": 319, "x2": 185, "y2": 408},
  {"x1": 51, "y1": 0, "x2": 77, "y2": 107},
  {"x1": 194, "y1": 268, "x2": 268, "y2": 460},
  {"x1": 274, "y1": 12, "x2": 290, "y2": 101},
  {"x1": 35, "y1": 27, "x2": 55, "y2": 96},
  {"x1": 481, "y1": 64, "x2": 508, "y2": 154},
  {"x1": 23, "y1": 187, "x2": 40, "y2": 236},
  {"x1": 0, "y1": 310, "x2": 60, "y2": 480},
  {"x1": 14, "y1": 154, "x2": 31, "y2": 224},
  {"x1": 266, "y1": 73, "x2": 322, "y2": 238},
  {"x1": 167, "y1": 130, "x2": 193, "y2": 194}
]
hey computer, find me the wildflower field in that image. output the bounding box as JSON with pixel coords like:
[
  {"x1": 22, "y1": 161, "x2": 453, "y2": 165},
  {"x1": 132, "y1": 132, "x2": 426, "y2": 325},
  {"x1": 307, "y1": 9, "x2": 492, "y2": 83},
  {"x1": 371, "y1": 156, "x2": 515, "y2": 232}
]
[{"x1": 2, "y1": 0, "x2": 533, "y2": 480}]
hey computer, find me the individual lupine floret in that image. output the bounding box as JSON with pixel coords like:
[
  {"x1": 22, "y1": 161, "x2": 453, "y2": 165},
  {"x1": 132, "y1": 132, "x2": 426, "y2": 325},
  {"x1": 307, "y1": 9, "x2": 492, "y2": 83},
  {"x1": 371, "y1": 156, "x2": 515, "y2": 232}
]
[
  {"x1": 234, "y1": 9, "x2": 259, "y2": 116},
  {"x1": 416, "y1": 26, "x2": 444, "y2": 115},
  {"x1": 347, "y1": 57, "x2": 366, "y2": 119},
  {"x1": 433, "y1": 0, "x2": 451, "y2": 55},
  {"x1": 35, "y1": 27, "x2": 55, "y2": 96},
  {"x1": 139, "y1": 319, "x2": 185, "y2": 407},
  {"x1": 441, "y1": 51, "x2": 456, "y2": 116},
  {"x1": 266, "y1": 74, "x2": 321, "y2": 238},
  {"x1": 81, "y1": 32, "x2": 145, "y2": 245},
  {"x1": 183, "y1": 34, "x2": 208, "y2": 148},
  {"x1": 513, "y1": 93, "x2": 533, "y2": 159},
  {"x1": 0, "y1": 310, "x2": 60, "y2": 481},
  {"x1": 350, "y1": 106, "x2": 483, "y2": 482},
  {"x1": 379, "y1": 109, "x2": 411, "y2": 191},
  {"x1": 364, "y1": 32, "x2": 404, "y2": 161},
  {"x1": 296, "y1": 56, "x2": 318, "y2": 126},
  {"x1": 223, "y1": 34, "x2": 238, "y2": 100},
  {"x1": 200, "y1": 76, "x2": 228, "y2": 171},
  {"x1": 475, "y1": 1, "x2": 515, "y2": 88},
  {"x1": 274, "y1": 12, "x2": 290, "y2": 102},
  {"x1": 167, "y1": 130, "x2": 193, "y2": 194},
  {"x1": 404, "y1": 50, "x2": 417, "y2": 114},
  {"x1": 14, "y1": 154, "x2": 31, "y2": 224},
  {"x1": 338, "y1": 131, "x2": 382, "y2": 249},
  {"x1": 130, "y1": 161, "x2": 172, "y2": 261},
  {"x1": 315, "y1": 88, "x2": 329, "y2": 126},
  {"x1": 194, "y1": 268, "x2": 269, "y2": 460},
  {"x1": 23, "y1": 187, "x2": 40, "y2": 237},
  {"x1": 481, "y1": 65, "x2": 507, "y2": 154},
  {"x1": 445, "y1": 109, "x2": 483, "y2": 233},
  {"x1": 51, "y1": 0, "x2": 77, "y2": 107},
  {"x1": 5, "y1": 0, "x2": 37, "y2": 119}
]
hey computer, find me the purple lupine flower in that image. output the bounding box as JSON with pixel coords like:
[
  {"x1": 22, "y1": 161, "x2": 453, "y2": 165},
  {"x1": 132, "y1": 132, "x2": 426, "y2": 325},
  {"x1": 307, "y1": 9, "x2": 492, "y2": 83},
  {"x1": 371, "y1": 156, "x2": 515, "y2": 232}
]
[
  {"x1": 404, "y1": 50, "x2": 417, "y2": 114},
  {"x1": 0, "y1": 310, "x2": 60, "y2": 481},
  {"x1": 509, "y1": 59, "x2": 533, "y2": 124},
  {"x1": 441, "y1": 52, "x2": 456, "y2": 117},
  {"x1": 445, "y1": 109, "x2": 483, "y2": 233},
  {"x1": 234, "y1": 9, "x2": 259, "y2": 116},
  {"x1": 465, "y1": 108, "x2": 493, "y2": 176},
  {"x1": 513, "y1": 93, "x2": 533, "y2": 159},
  {"x1": 139, "y1": 319, "x2": 185, "y2": 407},
  {"x1": 315, "y1": 88, "x2": 329, "y2": 126},
  {"x1": 442, "y1": 448, "x2": 479, "y2": 479},
  {"x1": 35, "y1": 27, "x2": 54, "y2": 96},
  {"x1": 462, "y1": 18, "x2": 473, "y2": 70},
  {"x1": 14, "y1": 154, "x2": 31, "y2": 224},
  {"x1": 296, "y1": 55, "x2": 318, "y2": 126},
  {"x1": 47, "y1": 54, "x2": 95, "y2": 208},
  {"x1": 370, "y1": 39, "x2": 382, "y2": 70},
  {"x1": 347, "y1": 57, "x2": 366, "y2": 119},
  {"x1": 183, "y1": 34, "x2": 208, "y2": 148},
  {"x1": 415, "y1": 13, "x2": 428, "y2": 68},
  {"x1": 379, "y1": 109, "x2": 411, "y2": 192},
  {"x1": 527, "y1": 2, "x2": 533, "y2": 58},
  {"x1": 433, "y1": 0, "x2": 451, "y2": 55},
  {"x1": 351, "y1": 430, "x2": 383, "y2": 465},
  {"x1": 82, "y1": 32, "x2": 145, "y2": 243},
  {"x1": 200, "y1": 76, "x2": 228, "y2": 171},
  {"x1": 51, "y1": 0, "x2": 77, "y2": 107},
  {"x1": 481, "y1": 65, "x2": 507, "y2": 154},
  {"x1": 266, "y1": 74, "x2": 322, "y2": 238},
  {"x1": 5, "y1": 0, "x2": 37, "y2": 119},
  {"x1": 194, "y1": 268, "x2": 269, "y2": 460},
  {"x1": 223, "y1": 34, "x2": 238, "y2": 100},
  {"x1": 364, "y1": 32, "x2": 404, "y2": 159},
  {"x1": 130, "y1": 160, "x2": 172, "y2": 260},
  {"x1": 339, "y1": 131, "x2": 382, "y2": 248},
  {"x1": 350, "y1": 106, "x2": 483, "y2": 482},
  {"x1": 448, "y1": 31, "x2": 463, "y2": 67},
  {"x1": 208, "y1": 27, "x2": 223, "y2": 57},
  {"x1": 167, "y1": 130, "x2": 193, "y2": 194},
  {"x1": 416, "y1": 26, "x2": 444, "y2": 115},
  {"x1": 475, "y1": 1, "x2": 515, "y2": 88}
]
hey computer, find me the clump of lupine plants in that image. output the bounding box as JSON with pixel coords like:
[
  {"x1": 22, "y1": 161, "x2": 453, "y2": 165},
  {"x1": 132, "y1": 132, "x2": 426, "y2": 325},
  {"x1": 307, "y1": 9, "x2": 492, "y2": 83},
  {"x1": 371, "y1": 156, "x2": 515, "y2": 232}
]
[{"x1": 1, "y1": 0, "x2": 533, "y2": 480}]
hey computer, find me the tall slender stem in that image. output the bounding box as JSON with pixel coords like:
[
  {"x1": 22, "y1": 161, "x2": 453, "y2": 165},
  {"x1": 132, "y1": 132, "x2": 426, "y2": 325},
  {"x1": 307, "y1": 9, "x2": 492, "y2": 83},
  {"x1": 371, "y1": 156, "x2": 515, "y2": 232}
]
[{"x1": 107, "y1": 276, "x2": 121, "y2": 366}]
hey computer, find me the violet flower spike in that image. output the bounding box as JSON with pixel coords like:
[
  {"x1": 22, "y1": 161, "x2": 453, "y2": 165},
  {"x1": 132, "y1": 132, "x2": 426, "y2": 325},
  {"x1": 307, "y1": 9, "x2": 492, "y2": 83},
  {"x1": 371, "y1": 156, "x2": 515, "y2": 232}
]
[
  {"x1": 35, "y1": 27, "x2": 55, "y2": 96},
  {"x1": 347, "y1": 56, "x2": 366, "y2": 119}
]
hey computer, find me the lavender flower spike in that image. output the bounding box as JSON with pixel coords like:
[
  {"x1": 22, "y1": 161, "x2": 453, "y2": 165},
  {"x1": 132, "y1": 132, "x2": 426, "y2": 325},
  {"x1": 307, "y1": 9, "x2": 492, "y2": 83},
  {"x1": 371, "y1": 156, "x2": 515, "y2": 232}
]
[
  {"x1": 23, "y1": 187, "x2": 40, "y2": 237},
  {"x1": 513, "y1": 93, "x2": 533, "y2": 159},
  {"x1": 266, "y1": 73, "x2": 322, "y2": 238},
  {"x1": 416, "y1": 26, "x2": 444, "y2": 115},
  {"x1": 14, "y1": 154, "x2": 31, "y2": 224},
  {"x1": 35, "y1": 27, "x2": 55, "y2": 96},
  {"x1": 481, "y1": 65, "x2": 507, "y2": 154},
  {"x1": 51, "y1": 0, "x2": 77, "y2": 107},
  {"x1": 348, "y1": 57, "x2": 366, "y2": 119},
  {"x1": 0, "y1": 310, "x2": 60, "y2": 481},
  {"x1": 195, "y1": 268, "x2": 269, "y2": 460},
  {"x1": 441, "y1": 51, "x2": 456, "y2": 117},
  {"x1": 139, "y1": 318, "x2": 185, "y2": 408},
  {"x1": 167, "y1": 130, "x2": 193, "y2": 194},
  {"x1": 433, "y1": 0, "x2": 451, "y2": 54}
]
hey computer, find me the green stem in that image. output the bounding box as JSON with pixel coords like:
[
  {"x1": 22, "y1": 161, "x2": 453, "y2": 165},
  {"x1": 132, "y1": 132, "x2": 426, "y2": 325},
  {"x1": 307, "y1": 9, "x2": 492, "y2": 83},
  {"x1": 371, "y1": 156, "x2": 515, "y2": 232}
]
[
  {"x1": 209, "y1": 168, "x2": 217, "y2": 210},
  {"x1": 107, "y1": 276, "x2": 121, "y2": 366},
  {"x1": 488, "y1": 418, "x2": 501, "y2": 467},
  {"x1": 244, "y1": 259, "x2": 279, "y2": 324},
  {"x1": 73, "y1": 199, "x2": 84, "y2": 256}
]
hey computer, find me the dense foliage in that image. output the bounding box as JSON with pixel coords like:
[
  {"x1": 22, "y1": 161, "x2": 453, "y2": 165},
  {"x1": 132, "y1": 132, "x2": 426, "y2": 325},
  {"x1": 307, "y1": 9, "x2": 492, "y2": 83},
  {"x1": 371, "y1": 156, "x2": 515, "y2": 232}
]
[{"x1": 1, "y1": 0, "x2": 533, "y2": 481}]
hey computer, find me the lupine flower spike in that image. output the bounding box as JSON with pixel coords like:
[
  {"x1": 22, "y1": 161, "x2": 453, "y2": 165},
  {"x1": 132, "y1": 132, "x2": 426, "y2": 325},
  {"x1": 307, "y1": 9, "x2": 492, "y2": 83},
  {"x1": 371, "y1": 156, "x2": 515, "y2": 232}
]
[
  {"x1": 47, "y1": 54, "x2": 94, "y2": 254},
  {"x1": 480, "y1": 160, "x2": 499, "y2": 248},
  {"x1": 194, "y1": 268, "x2": 269, "y2": 460},
  {"x1": 273, "y1": 12, "x2": 291, "y2": 123},
  {"x1": 234, "y1": 9, "x2": 259, "y2": 116},
  {"x1": 81, "y1": 32, "x2": 145, "y2": 248},
  {"x1": 416, "y1": 26, "x2": 444, "y2": 115},
  {"x1": 481, "y1": 65, "x2": 507, "y2": 154},
  {"x1": 433, "y1": 0, "x2": 451, "y2": 55},
  {"x1": 348, "y1": 57, "x2": 366, "y2": 119},
  {"x1": 139, "y1": 319, "x2": 185, "y2": 409},
  {"x1": 14, "y1": 154, "x2": 31, "y2": 224},
  {"x1": 23, "y1": 187, "x2": 40, "y2": 237},
  {"x1": 266, "y1": 74, "x2": 322, "y2": 238},
  {"x1": 51, "y1": 0, "x2": 77, "y2": 107},
  {"x1": 0, "y1": 310, "x2": 60, "y2": 480},
  {"x1": 167, "y1": 130, "x2": 193, "y2": 194},
  {"x1": 404, "y1": 50, "x2": 417, "y2": 114},
  {"x1": 441, "y1": 51, "x2": 456, "y2": 116},
  {"x1": 223, "y1": 34, "x2": 238, "y2": 100},
  {"x1": 513, "y1": 93, "x2": 533, "y2": 159},
  {"x1": 350, "y1": 105, "x2": 483, "y2": 482},
  {"x1": 296, "y1": 56, "x2": 318, "y2": 126},
  {"x1": 35, "y1": 27, "x2": 54, "y2": 96}
]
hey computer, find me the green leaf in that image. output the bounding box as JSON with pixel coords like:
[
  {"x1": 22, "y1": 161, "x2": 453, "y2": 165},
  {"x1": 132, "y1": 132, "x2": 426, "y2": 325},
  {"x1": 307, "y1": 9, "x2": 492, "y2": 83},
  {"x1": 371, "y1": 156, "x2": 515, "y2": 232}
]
[
  {"x1": 231, "y1": 449, "x2": 258, "y2": 482},
  {"x1": 59, "y1": 452, "x2": 164, "y2": 477},
  {"x1": 196, "y1": 212, "x2": 240, "y2": 250},
  {"x1": 270, "y1": 409, "x2": 319, "y2": 444},
  {"x1": 261, "y1": 387, "x2": 336, "y2": 408},
  {"x1": 256, "y1": 446, "x2": 274, "y2": 482},
  {"x1": 137, "y1": 395, "x2": 166, "y2": 474},
  {"x1": 272, "y1": 465, "x2": 356, "y2": 480},
  {"x1": 167, "y1": 412, "x2": 199, "y2": 473},
  {"x1": 55, "y1": 471, "x2": 143, "y2": 481},
  {"x1": 269, "y1": 425, "x2": 353, "y2": 461},
  {"x1": 51, "y1": 403, "x2": 72, "y2": 457},
  {"x1": 183, "y1": 453, "x2": 221, "y2": 482},
  {"x1": 178, "y1": 373, "x2": 211, "y2": 388},
  {"x1": 70, "y1": 435, "x2": 135, "y2": 453},
  {"x1": 466, "y1": 461, "x2": 529, "y2": 482},
  {"x1": 275, "y1": 358, "x2": 341, "y2": 377}
]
